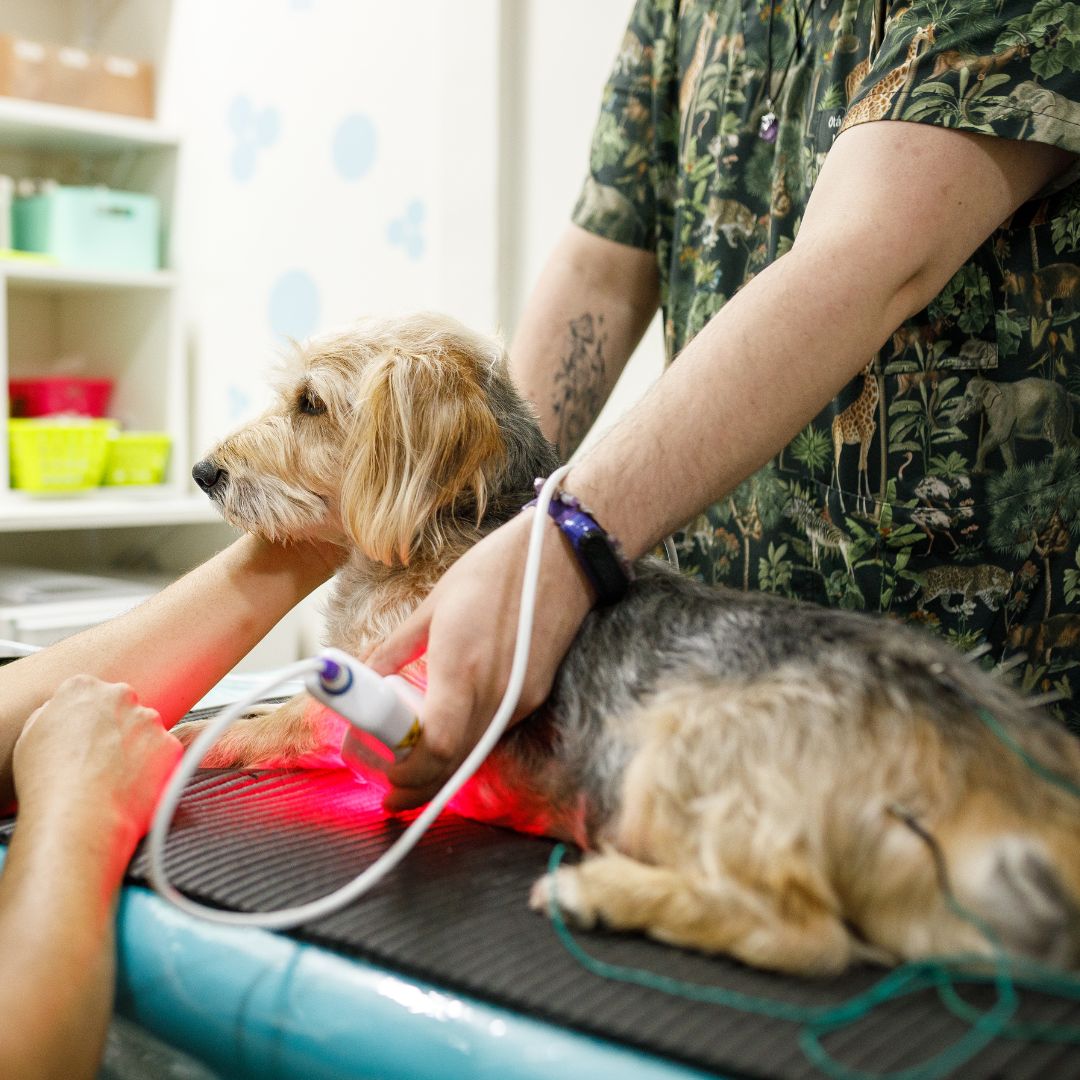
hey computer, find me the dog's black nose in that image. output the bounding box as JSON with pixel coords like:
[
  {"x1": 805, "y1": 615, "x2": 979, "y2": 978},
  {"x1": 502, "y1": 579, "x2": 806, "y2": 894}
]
[{"x1": 192, "y1": 459, "x2": 226, "y2": 494}]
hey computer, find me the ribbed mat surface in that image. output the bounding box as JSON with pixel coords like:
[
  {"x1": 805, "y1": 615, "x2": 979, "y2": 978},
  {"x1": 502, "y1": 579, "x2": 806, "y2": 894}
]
[{"x1": 4, "y1": 761, "x2": 1080, "y2": 1078}]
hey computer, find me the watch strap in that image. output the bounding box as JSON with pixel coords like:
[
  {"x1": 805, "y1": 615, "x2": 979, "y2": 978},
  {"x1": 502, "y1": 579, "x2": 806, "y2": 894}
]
[{"x1": 524, "y1": 481, "x2": 634, "y2": 606}]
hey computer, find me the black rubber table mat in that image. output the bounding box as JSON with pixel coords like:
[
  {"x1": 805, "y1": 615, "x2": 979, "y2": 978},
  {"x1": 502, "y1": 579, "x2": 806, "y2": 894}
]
[{"x1": 4, "y1": 761, "x2": 1080, "y2": 1078}]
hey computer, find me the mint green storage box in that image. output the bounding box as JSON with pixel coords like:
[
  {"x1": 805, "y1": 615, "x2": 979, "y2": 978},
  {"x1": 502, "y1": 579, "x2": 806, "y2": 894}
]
[{"x1": 13, "y1": 186, "x2": 160, "y2": 272}]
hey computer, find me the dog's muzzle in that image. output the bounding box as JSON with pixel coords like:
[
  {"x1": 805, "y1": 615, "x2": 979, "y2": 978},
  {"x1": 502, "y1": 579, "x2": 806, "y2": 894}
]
[{"x1": 192, "y1": 458, "x2": 227, "y2": 497}]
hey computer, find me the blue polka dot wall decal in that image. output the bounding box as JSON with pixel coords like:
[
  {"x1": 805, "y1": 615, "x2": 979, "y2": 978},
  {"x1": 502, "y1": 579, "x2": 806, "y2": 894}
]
[
  {"x1": 269, "y1": 271, "x2": 321, "y2": 342},
  {"x1": 333, "y1": 114, "x2": 377, "y2": 181}
]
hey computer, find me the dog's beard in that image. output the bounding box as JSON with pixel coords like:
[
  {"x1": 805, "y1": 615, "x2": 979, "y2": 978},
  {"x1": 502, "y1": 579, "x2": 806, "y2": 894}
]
[{"x1": 213, "y1": 473, "x2": 332, "y2": 543}]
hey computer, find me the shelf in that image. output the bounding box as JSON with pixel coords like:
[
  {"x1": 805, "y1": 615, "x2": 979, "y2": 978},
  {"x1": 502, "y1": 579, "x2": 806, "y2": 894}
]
[
  {"x1": 0, "y1": 9, "x2": 204, "y2": 546},
  {"x1": 0, "y1": 492, "x2": 223, "y2": 531},
  {"x1": 1, "y1": 261, "x2": 177, "y2": 292},
  {"x1": 0, "y1": 97, "x2": 180, "y2": 152}
]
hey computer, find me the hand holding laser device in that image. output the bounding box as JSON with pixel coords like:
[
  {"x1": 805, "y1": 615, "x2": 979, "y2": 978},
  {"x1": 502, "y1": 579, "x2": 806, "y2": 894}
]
[
  {"x1": 306, "y1": 647, "x2": 423, "y2": 763},
  {"x1": 147, "y1": 465, "x2": 573, "y2": 929}
]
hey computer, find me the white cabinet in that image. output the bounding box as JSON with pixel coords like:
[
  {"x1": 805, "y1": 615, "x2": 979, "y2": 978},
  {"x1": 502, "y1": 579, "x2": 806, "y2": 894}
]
[{"x1": 0, "y1": 96, "x2": 217, "y2": 531}]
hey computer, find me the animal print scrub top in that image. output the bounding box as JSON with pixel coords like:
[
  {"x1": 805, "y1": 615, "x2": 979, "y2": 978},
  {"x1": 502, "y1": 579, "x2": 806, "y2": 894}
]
[{"x1": 572, "y1": 0, "x2": 1080, "y2": 729}]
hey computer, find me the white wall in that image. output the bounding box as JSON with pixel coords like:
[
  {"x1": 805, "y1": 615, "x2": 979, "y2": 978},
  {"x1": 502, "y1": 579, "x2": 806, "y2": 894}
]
[
  {"x1": 158, "y1": 1, "x2": 487, "y2": 651},
  {"x1": 506, "y1": 0, "x2": 630, "y2": 323},
  {"x1": 503, "y1": 0, "x2": 663, "y2": 447}
]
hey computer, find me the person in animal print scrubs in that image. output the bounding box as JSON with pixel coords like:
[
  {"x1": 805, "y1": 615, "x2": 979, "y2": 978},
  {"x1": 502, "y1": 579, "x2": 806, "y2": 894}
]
[{"x1": 374, "y1": 0, "x2": 1080, "y2": 809}]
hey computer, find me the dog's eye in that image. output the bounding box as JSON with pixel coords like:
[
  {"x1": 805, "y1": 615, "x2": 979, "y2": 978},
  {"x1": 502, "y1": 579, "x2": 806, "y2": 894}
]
[{"x1": 297, "y1": 389, "x2": 326, "y2": 416}]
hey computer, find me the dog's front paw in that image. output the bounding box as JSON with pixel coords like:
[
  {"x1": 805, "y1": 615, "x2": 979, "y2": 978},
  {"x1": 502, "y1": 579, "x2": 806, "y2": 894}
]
[
  {"x1": 173, "y1": 695, "x2": 347, "y2": 770},
  {"x1": 529, "y1": 867, "x2": 598, "y2": 930},
  {"x1": 173, "y1": 716, "x2": 233, "y2": 766},
  {"x1": 173, "y1": 713, "x2": 275, "y2": 769}
]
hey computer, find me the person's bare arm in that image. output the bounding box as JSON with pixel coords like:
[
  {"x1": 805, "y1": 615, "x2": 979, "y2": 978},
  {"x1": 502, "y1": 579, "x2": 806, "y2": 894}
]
[
  {"x1": 370, "y1": 121, "x2": 1074, "y2": 808},
  {"x1": 0, "y1": 677, "x2": 182, "y2": 1080},
  {"x1": 511, "y1": 224, "x2": 659, "y2": 460},
  {"x1": 0, "y1": 534, "x2": 339, "y2": 809},
  {"x1": 566, "y1": 123, "x2": 1075, "y2": 555}
]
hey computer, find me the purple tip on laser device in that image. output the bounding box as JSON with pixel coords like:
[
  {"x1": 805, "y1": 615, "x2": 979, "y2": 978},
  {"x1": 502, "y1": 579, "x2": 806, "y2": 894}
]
[{"x1": 318, "y1": 656, "x2": 351, "y2": 693}]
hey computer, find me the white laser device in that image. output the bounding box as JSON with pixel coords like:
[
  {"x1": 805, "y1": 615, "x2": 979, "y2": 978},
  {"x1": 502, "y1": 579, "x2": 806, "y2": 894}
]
[{"x1": 306, "y1": 646, "x2": 422, "y2": 759}]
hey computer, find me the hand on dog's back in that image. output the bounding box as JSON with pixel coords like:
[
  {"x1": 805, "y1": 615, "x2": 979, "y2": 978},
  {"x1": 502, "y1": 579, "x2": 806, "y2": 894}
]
[{"x1": 369, "y1": 510, "x2": 594, "y2": 810}]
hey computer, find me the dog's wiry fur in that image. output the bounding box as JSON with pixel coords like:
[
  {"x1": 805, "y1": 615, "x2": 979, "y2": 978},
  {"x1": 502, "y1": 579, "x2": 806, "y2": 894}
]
[{"x1": 185, "y1": 312, "x2": 1080, "y2": 976}]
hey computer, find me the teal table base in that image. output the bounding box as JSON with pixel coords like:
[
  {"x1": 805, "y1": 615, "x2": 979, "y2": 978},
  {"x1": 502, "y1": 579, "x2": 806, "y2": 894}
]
[{"x1": 0, "y1": 845, "x2": 712, "y2": 1080}]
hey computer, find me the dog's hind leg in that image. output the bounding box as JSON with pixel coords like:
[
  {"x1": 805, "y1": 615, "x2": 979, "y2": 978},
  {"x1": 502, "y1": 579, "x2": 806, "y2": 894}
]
[{"x1": 530, "y1": 848, "x2": 858, "y2": 976}]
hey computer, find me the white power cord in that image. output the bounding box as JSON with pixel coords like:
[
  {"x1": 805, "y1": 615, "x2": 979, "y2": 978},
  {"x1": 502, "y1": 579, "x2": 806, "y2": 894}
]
[{"x1": 147, "y1": 463, "x2": 572, "y2": 929}]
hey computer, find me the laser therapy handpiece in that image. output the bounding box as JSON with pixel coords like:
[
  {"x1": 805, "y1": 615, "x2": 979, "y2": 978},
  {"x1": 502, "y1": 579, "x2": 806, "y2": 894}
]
[{"x1": 306, "y1": 647, "x2": 422, "y2": 760}]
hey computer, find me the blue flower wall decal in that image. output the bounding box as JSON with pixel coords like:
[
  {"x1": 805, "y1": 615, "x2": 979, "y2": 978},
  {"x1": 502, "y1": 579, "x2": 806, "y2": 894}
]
[
  {"x1": 228, "y1": 95, "x2": 281, "y2": 182},
  {"x1": 387, "y1": 200, "x2": 426, "y2": 261}
]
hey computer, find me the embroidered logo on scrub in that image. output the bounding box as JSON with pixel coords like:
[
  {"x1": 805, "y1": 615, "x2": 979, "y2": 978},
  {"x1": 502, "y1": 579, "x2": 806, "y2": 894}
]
[{"x1": 810, "y1": 108, "x2": 847, "y2": 149}]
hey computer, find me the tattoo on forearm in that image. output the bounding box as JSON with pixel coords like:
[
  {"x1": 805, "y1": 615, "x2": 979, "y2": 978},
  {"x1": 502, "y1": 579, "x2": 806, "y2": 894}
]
[{"x1": 552, "y1": 313, "x2": 607, "y2": 459}]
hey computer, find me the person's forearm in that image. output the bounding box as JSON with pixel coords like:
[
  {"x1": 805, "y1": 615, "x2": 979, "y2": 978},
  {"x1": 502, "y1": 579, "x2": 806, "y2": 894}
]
[
  {"x1": 0, "y1": 812, "x2": 130, "y2": 1080},
  {"x1": 564, "y1": 237, "x2": 923, "y2": 559},
  {"x1": 511, "y1": 224, "x2": 659, "y2": 460},
  {"x1": 564, "y1": 124, "x2": 1075, "y2": 560},
  {"x1": 0, "y1": 534, "x2": 335, "y2": 805}
]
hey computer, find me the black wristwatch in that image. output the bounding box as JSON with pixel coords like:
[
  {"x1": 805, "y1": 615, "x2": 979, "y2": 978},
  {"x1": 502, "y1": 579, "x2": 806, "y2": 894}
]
[{"x1": 525, "y1": 483, "x2": 634, "y2": 606}]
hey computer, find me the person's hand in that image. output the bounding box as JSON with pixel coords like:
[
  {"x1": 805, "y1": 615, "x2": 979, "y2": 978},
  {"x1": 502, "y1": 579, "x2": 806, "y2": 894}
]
[
  {"x1": 12, "y1": 675, "x2": 183, "y2": 853},
  {"x1": 367, "y1": 510, "x2": 595, "y2": 810}
]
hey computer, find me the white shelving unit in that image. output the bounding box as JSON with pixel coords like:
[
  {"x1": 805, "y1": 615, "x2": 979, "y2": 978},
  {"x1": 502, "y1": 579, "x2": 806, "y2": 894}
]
[
  {"x1": 0, "y1": 94, "x2": 181, "y2": 152},
  {"x1": 0, "y1": 94, "x2": 215, "y2": 531},
  {"x1": 0, "y1": 2, "x2": 305, "y2": 670}
]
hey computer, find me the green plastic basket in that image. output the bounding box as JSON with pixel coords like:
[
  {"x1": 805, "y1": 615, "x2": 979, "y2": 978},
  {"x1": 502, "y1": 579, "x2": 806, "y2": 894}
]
[
  {"x1": 102, "y1": 431, "x2": 171, "y2": 486},
  {"x1": 8, "y1": 418, "x2": 117, "y2": 492}
]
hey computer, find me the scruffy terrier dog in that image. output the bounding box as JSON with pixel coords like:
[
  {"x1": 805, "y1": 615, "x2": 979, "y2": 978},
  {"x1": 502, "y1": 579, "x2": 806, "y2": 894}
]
[{"x1": 186, "y1": 313, "x2": 1080, "y2": 976}]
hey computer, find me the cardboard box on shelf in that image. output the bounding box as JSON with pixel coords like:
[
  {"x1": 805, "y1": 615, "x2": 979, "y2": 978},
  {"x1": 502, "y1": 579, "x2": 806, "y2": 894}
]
[{"x1": 0, "y1": 33, "x2": 154, "y2": 119}]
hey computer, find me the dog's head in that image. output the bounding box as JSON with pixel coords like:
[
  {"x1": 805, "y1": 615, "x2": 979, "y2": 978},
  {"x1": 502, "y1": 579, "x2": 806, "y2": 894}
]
[{"x1": 193, "y1": 312, "x2": 559, "y2": 566}]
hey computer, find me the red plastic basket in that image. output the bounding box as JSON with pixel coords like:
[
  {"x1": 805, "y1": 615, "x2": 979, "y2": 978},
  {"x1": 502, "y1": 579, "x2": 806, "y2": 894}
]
[{"x1": 8, "y1": 377, "x2": 114, "y2": 418}]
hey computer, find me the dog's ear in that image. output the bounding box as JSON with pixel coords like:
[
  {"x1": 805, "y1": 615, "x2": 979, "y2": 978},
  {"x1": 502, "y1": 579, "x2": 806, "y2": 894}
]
[{"x1": 341, "y1": 347, "x2": 505, "y2": 565}]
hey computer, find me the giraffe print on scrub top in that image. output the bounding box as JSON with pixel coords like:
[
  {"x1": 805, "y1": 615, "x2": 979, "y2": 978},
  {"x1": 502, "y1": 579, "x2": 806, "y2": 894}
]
[{"x1": 831, "y1": 362, "x2": 879, "y2": 512}]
